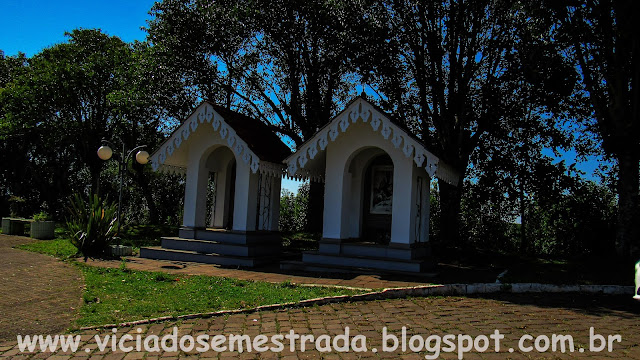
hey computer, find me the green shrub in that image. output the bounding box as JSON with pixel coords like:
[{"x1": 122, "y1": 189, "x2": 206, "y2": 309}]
[
  {"x1": 33, "y1": 211, "x2": 51, "y2": 222},
  {"x1": 279, "y1": 183, "x2": 309, "y2": 233},
  {"x1": 66, "y1": 193, "x2": 119, "y2": 260},
  {"x1": 8, "y1": 195, "x2": 26, "y2": 217}
]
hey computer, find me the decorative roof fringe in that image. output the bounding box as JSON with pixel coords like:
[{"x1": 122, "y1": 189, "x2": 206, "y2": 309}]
[
  {"x1": 435, "y1": 162, "x2": 460, "y2": 187},
  {"x1": 150, "y1": 103, "x2": 262, "y2": 174},
  {"x1": 284, "y1": 99, "x2": 459, "y2": 186},
  {"x1": 157, "y1": 164, "x2": 187, "y2": 176},
  {"x1": 258, "y1": 161, "x2": 286, "y2": 178}
]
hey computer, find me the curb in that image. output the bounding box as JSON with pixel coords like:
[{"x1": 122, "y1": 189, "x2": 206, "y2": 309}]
[{"x1": 78, "y1": 283, "x2": 634, "y2": 331}]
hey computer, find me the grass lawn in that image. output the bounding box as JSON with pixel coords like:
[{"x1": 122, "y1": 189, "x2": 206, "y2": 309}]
[
  {"x1": 17, "y1": 237, "x2": 365, "y2": 328},
  {"x1": 78, "y1": 266, "x2": 362, "y2": 327},
  {"x1": 16, "y1": 237, "x2": 78, "y2": 258},
  {"x1": 118, "y1": 224, "x2": 179, "y2": 248}
]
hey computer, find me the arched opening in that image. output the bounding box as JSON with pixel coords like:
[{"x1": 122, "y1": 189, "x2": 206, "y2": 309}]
[
  {"x1": 361, "y1": 154, "x2": 393, "y2": 244},
  {"x1": 203, "y1": 146, "x2": 236, "y2": 229},
  {"x1": 342, "y1": 147, "x2": 394, "y2": 244}
]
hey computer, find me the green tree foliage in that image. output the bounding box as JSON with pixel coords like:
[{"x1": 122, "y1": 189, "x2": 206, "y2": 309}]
[
  {"x1": 546, "y1": 0, "x2": 639, "y2": 258},
  {"x1": 525, "y1": 181, "x2": 616, "y2": 257},
  {"x1": 0, "y1": 29, "x2": 190, "y2": 223},
  {"x1": 458, "y1": 170, "x2": 617, "y2": 258},
  {"x1": 147, "y1": 0, "x2": 368, "y2": 143},
  {"x1": 358, "y1": 0, "x2": 577, "y2": 245},
  {"x1": 1, "y1": 30, "x2": 136, "y2": 194},
  {"x1": 279, "y1": 183, "x2": 309, "y2": 233}
]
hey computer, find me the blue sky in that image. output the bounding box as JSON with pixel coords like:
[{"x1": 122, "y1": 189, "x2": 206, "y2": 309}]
[
  {"x1": 0, "y1": 0, "x2": 604, "y2": 190},
  {"x1": 0, "y1": 0, "x2": 156, "y2": 57},
  {"x1": 0, "y1": 0, "x2": 306, "y2": 193}
]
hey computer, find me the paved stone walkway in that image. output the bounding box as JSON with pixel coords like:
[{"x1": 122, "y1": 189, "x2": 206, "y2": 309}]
[
  {"x1": 1, "y1": 293, "x2": 638, "y2": 359},
  {"x1": 0, "y1": 234, "x2": 84, "y2": 346}
]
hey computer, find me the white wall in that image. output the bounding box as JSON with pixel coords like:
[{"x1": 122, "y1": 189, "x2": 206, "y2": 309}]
[
  {"x1": 181, "y1": 124, "x2": 258, "y2": 232},
  {"x1": 321, "y1": 120, "x2": 429, "y2": 244}
]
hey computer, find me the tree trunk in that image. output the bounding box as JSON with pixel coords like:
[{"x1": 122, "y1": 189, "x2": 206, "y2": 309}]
[
  {"x1": 306, "y1": 180, "x2": 325, "y2": 233},
  {"x1": 90, "y1": 163, "x2": 102, "y2": 197},
  {"x1": 615, "y1": 151, "x2": 639, "y2": 259},
  {"x1": 134, "y1": 167, "x2": 160, "y2": 224},
  {"x1": 438, "y1": 179, "x2": 462, "y2": 246},
  {"x1": 519, "y1": 180, "x2": 527, "y2": 253}
]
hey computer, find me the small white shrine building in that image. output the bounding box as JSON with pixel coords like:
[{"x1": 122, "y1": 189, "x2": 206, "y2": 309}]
[
  {"x1": 280, "y1": 96, "x2": 459, "y2": 273},
  {"x1": 140, "y1": 101, "x2": 290, "y2": 267},
  {"x1": 141, "y1": 97, "x2": 458, "y2": 272}
]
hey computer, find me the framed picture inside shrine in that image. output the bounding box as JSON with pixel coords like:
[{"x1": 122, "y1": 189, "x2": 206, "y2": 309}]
[{"x1": 370, "y1": 165, "x2": 393, "y2": 214}]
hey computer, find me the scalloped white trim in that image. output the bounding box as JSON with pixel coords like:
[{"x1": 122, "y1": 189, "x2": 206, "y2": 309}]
[
  {"x1": 285, "y1": 98, "x2": 459, "y2": 186},
  {"x1": 150, "y1": 103, "x2": 261, "y2": 174},
  {"x1": 157, "y1": 164, "x2": 186, "y2": 176}
]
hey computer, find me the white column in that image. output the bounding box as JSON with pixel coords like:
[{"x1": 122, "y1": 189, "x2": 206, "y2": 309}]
[
  {"x1": 346, "y1": 163, "x2": 364, "y2": 238},
  {"x1": 390, "y1": 157, "x2": 417, "y2": 244},
  {"x1": 322, "y1": 146, "x2": 350, "y2": 239},
  {"x1": 270, "y1": 175, "x2": 282, "y2": 231},
  {"x1": 232, "y1": 162, "x2": 259, "y2": 231},
  {"x1": 182, "y1": 158, "x2": 208, "y2": 228},
  {"x1": 418, "y1": 175, "x2": 431, "y2": 243}
]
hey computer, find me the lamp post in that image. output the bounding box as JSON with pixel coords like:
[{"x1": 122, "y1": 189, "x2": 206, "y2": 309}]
[{"x1": 97, "y1": 141, "x2": 149, "y2": 237}]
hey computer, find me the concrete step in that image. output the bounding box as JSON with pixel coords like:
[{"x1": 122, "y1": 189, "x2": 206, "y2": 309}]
[
  {"x1": 139, "y1": 247, "x2": 274, "y2": 267},
  {"x1": 280, "y1": 259, "x2": 437, "y2": 277},
  {"x1": 338, "y1": 242, "x2": 430, "y2": 260},
  {"x1": 300, "y1": 251, "x2": 435, "y2": 273},
  {"x1": 160, "y1": 237, "x2": 280, "y2": 257},
  {"x1": 179, "y1": 228, "x2": 281, "y2": 245}
]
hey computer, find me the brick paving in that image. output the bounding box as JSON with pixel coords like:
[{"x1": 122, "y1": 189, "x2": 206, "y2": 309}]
[
  {"x1": 0, "y1": 234, "x2": 84, "y2": 346},
  {"x1": 1, "y1": 293, "x2": 639, "y2": 359},
  {"x1": 2, "y1": 234, "x2": 639, "y2": 359}
]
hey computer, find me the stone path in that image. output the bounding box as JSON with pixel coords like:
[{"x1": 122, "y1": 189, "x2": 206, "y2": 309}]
[
  {"x1": 1, "y1": 293, "x2": 638, "y2": 359},
  {"x1": 0, "y1": 234, "x2": 84, "y2": 346},
  {"x1": 2, "y1": 234, "x2": 638, "y2": 359}
]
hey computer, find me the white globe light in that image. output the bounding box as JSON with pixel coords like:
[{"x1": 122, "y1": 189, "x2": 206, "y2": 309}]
[
  {"x1": 136, "y1": 150, "x2": 150, "y2": 165},
  {"x1": 97, "y1": 145, "x2": 113, "y2": 161}
]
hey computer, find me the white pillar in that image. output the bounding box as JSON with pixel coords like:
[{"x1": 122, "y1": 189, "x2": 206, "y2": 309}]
[
  {"x1": 418, "y1": 175, "x2": 431, "y2": 243},
  {"x1": 322, "y1": 146, "x2": 350, "y2": 239},
  {"x1": 232, "y1": 162, "x2": 259, "y2": 231},
  {"x1": 182, "y1": 158, "x2": 208, "y2": 228},
  {"x1": 390, "y1": 157, "x2": 417, "y2": 244},
  {"x1": 346, "y1": 162, "x2": 364, "y2": 239},
  {"x1": 269, "y1": 175, "x2": 282, "y2": 231}
]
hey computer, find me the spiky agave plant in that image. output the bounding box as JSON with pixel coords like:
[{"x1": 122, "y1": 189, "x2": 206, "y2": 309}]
[{"x1": 66, "y1": 193, "x2": 118, "y2": 260}]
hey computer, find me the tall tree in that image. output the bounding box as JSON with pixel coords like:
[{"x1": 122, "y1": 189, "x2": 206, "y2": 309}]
[
  {"x1": 1, "y1": 30, "x2": 138, "y2": 194},
  {"x1": 361, "y1": 0, "x2": 576, "y2": 245},
  {"x1": 550, "y1": 0, "x2": 639, "y2": 258},
  {"x1": 148, "y1": 0, "x2": 365, "y2": 141},
  {"x1": 0, "y1": 29, "x2": 191, "y2": 221},
  {"x1": 147, "y1": 0, "x2": 377, "y2": 230}
]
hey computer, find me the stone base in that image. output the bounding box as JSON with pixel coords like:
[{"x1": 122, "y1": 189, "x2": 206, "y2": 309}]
[
  {"x1": 109, "y1": 245, "x2": 133, "y2": 257},
  {"x1": 281, "y1": 239, "x2": 435, "y2": 273},
  {"x1": 140, "y1": 227, "x2": 281, "y2": 267}
]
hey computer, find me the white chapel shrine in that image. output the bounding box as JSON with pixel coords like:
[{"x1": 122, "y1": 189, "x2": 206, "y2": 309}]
[{"x1": 141, "y1": 96, "x2": 458, "y2": 273}]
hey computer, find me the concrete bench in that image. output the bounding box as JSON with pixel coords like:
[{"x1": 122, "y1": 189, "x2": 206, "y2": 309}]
[{"x1": 1, "y1": 217, "x2": 33, "y2": 236}]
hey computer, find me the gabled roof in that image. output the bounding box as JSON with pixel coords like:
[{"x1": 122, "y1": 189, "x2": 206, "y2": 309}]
[
  {"x1": 284, "y1": 96, "x2": 460, "y2": 186},
  {"x1": 150, "y1": 101, "x2": 291, "y2": 176},
  {"x1": 209, "y1": 104, "x2": 291, "y2": 163}
]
